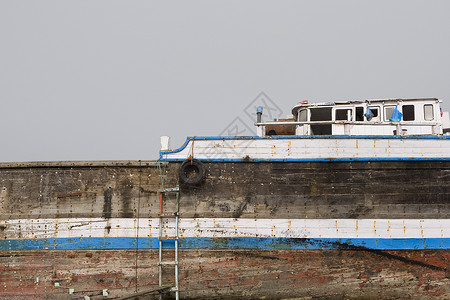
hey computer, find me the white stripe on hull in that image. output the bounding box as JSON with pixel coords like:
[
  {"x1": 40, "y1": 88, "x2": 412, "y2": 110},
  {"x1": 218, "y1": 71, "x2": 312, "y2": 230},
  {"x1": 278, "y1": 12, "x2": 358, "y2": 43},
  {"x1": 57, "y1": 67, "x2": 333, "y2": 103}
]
[
  {"x1": 1, "y1": 218, "x2": 449, "y2": 239},
  {"x1": 162, "y1": 138, "x2": 450, "y2": 160}
]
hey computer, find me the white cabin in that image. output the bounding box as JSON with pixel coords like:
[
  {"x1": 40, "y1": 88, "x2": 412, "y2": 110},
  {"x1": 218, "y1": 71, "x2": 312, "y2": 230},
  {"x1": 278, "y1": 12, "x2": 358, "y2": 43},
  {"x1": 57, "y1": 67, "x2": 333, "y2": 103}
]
[{"x1": 256, "y1": 98, "x2": 450, "y2": 137}]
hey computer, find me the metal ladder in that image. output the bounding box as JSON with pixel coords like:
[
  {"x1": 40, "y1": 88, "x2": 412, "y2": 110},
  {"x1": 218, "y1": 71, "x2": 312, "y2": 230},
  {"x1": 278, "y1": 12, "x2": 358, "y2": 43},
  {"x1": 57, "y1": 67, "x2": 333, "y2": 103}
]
[{"x1": 158, "y1": 179, "x2": 180, "y2": 300}]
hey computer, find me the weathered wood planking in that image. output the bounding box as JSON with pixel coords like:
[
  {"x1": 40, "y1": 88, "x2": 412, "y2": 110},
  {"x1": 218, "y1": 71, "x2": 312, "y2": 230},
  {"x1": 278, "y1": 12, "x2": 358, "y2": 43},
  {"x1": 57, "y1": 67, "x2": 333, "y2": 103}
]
[
  {"x1": 1, "y1": 161, "x2": 449, "y2": 220},
  {"x1": 1, "y1": 249, "x2": 449, "y2": 299},
  {"x1": 1, "y1": 160, "x2": 450, "y2": 299}
]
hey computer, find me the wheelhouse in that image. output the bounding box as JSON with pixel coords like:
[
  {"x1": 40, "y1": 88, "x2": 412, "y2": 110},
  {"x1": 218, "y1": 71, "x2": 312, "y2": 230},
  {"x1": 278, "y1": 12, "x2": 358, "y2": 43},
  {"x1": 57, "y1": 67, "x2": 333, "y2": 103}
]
[{"x1": 257, "y1": 98, "x2": 450, "y2": 137}]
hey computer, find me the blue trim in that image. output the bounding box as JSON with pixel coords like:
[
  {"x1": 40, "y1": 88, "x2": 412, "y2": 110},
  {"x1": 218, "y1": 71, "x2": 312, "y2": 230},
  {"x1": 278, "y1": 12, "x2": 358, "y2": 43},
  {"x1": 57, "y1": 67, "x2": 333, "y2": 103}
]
[
  {"x1": 1, "y1": 237, "x2": 450, "y2": 251},
  {"x1": 161, "y1": 157, "x2": 450, "y2": 163},
  {"x1": 159, "y1": 135, "x2": 450, "y2": 161},
  {"x1": 186, "y1": 135, "x2": 449, "y2": 140},
  {"x1": 161, "y1": 138, "x2": 192, "y2": 155}
]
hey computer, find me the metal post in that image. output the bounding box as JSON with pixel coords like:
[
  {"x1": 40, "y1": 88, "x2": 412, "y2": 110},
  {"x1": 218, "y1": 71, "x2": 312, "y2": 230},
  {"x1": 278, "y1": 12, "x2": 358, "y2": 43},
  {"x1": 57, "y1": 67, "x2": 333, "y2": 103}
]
[
  {"x1": 396, "y1": 124, "x2": 402, "y2": 135},
  {"x1": 256, "y1": 106, "x2": 263, "y2": 123}
]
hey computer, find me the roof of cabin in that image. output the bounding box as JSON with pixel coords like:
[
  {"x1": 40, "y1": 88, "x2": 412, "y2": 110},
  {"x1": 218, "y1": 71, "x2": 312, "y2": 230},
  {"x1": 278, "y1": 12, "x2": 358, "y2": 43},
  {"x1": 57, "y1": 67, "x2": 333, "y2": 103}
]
[{"x1": 291, "y1": 98, "x2": 440, "y2": 114}]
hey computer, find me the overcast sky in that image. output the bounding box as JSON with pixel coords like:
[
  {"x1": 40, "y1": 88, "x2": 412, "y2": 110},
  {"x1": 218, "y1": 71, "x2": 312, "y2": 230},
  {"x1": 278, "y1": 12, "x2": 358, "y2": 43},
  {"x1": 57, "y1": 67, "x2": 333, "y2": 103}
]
[{"x1": 1, "y1": 1, "x2": 449, "y2": 162}]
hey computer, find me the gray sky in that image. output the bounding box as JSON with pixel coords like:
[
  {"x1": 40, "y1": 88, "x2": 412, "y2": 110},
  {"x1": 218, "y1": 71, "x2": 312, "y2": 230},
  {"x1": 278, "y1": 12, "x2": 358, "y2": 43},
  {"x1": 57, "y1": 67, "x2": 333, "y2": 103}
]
[{"x1": 1, "y1": 1, "x2": 449, "y2": 162}]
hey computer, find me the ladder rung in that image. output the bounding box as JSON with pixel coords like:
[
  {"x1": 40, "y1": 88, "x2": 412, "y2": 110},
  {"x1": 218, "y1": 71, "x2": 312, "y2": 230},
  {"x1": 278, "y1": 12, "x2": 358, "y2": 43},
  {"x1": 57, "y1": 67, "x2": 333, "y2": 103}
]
[
  {"x1": 159, "y1": 261, "x2": 178, "y2": 265},
  {"x1": 160, "y1": 187, "x2": 179, "y2": 193},
  {"x1": 158, "y1": 236, "x2": 178, "y2": 240},
  {"x1": 159, "y1": 213, "x2": 179, "y2": 217},
  {"x1": 158, "y1": 179, "x2": 179, "y2": 299},
  {"x1": 160, "y1": 285, "x2": 178, "y2": 290}
]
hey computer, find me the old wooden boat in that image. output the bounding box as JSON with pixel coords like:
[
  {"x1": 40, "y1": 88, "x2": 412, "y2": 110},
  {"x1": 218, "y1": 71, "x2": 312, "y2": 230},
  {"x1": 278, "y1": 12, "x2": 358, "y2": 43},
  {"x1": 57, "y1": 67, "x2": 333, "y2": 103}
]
[{"x1": 1, "y1": 98, "x2": 450, "y2": 299}]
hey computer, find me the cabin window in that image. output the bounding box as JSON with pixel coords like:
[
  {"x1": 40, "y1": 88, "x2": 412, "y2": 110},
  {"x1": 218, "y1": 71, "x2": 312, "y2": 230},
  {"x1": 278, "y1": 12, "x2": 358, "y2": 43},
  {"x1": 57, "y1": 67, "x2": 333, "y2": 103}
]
[
  {"x1": 310, "y1": 108, "x2": 332, "y2": 121},
  {"x1": 369, "y1": 107, "x2": 379, "y2": 117},
  {"x1": 424, "y1": 104, "x2": 434, "y2": 121},
  {"x1": 311, "y1": 124, "x2": 332, "y2": 135},
  {"x1": 366, "y1": 106, "x2": 380, "y2": 121},
  {"x1": 355, "y1": 107, "x2": 364, "y2": 121},
  {"x1": 298, "y1": 109, "x2": 307, "y2": 122},
  {"x1": 335, "y1": 109, "x2": 352, "y2": 121},
  {"x1": 384, "y1": 106, "x2": 395, "y2": 121},
  {"x1": 403, "y1": 105, "x2": 415, "y2": 121},
  {"x1": 310, "y1": 107, "x2": 332, "y2": 135}
]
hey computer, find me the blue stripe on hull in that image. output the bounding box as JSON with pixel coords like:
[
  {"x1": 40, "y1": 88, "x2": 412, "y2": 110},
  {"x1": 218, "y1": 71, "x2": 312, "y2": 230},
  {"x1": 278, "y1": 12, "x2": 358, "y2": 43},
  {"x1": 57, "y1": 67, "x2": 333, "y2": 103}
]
[
  {"x1": 2, "y1": 237, "x2": 450, "y2": 251},
  {"x1": 187, "y1": 135, "x2": 450, "y2": 140},
  {"x1": 161, "y1": 157, "x2": 450, "y2": 163}
]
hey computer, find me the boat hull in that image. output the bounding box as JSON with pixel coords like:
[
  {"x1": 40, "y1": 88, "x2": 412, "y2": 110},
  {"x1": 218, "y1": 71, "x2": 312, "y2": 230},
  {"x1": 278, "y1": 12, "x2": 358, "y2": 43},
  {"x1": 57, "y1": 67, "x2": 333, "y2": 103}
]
[{"x1": 1, "y1": 159, "x2": 449, "y2": 298}]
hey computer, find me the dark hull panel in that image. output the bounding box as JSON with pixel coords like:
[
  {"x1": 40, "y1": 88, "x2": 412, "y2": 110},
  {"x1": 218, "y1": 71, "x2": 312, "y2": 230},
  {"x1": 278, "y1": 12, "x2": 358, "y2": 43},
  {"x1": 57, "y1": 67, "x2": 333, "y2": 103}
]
[
  {"x1": 1, "y1": 161, "x2": 449, "y2": 220},
  {"x1": 178, "y1": 161, "x2": 450, "y2": 219}
]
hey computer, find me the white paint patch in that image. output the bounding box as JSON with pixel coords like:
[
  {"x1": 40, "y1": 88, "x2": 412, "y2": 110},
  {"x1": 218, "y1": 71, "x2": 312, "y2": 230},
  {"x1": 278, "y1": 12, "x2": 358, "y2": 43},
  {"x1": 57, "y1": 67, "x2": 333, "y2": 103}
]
[{"x1": 1, "y1": 218, "x2": 449, "y2": 239}]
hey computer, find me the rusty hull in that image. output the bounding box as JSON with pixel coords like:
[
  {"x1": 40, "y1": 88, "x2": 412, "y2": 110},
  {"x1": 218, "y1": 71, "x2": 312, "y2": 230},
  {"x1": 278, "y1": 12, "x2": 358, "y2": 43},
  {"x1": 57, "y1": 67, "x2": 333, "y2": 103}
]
[
  {"x1": 1, "y1": 160, "x2": 450, "y2": 299},
  {"x1": 1, "y1": 249, "x2": 450, "y2": 299}
]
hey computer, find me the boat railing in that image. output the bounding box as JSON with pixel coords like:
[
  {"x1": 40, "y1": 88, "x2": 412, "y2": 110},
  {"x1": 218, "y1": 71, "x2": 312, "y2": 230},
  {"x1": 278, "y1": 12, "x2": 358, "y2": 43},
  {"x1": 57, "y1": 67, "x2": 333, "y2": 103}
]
[
  {"x1": 255, "y1": 120, "x2": 442, "y2": 136},
  {"x1": 255, "y1": 121, "x2": 439, "y2": 126}
]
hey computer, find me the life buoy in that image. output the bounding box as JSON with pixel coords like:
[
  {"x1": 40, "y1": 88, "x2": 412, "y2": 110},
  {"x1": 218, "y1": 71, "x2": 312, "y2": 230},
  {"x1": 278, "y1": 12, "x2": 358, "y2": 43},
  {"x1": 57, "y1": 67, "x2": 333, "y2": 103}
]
[{"x1": 178, "y1": 159, "x2": 206, "y2": 185}]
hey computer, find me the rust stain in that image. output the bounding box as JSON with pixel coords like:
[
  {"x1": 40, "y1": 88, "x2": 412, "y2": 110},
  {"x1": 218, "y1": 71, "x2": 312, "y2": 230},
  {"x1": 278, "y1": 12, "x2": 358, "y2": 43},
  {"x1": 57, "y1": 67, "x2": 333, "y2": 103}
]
[
  {"x1": 355, "y1": 140, "x2": 359, "y2": 149},
  {"x1": 403, "y1": 220, "x2": 406, "y2": 234},
  {"x1": 271, "y1": 225, "x2": 276, "y2": 237},
  {"x1": 420, "y1": 220, "x2": 424, "y2": 238},
  {"x1": 373, "y1": 220, "x2": 376, "y2": 235},
  {"x1": 335, "y1": 220, "x2": 338, "y2": 235},
  {"x1": 271, "y1": 145, "x2": 277, "y2": 156}
]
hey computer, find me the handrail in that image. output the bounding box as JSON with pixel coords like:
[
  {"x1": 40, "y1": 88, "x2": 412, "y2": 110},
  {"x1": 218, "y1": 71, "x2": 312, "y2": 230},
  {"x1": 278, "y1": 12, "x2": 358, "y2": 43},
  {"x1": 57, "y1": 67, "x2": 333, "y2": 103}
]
[{"x1": 255, "y1": 121, "x2": 439, "y2": 126}]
